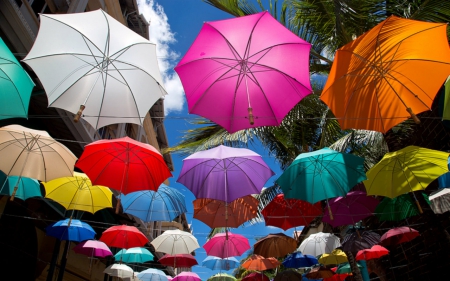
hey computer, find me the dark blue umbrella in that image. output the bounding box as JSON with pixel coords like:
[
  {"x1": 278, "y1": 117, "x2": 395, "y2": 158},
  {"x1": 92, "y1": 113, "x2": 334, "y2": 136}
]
[
  {"x1": 202, "y1": 256, "x2": 239, "y2": 270},
  {"x1": 45, "y1": 219, "x2": 96, "y2": 242},
  {"x1": 282, "y1": 251, "x2": 318, "y2": 268}
]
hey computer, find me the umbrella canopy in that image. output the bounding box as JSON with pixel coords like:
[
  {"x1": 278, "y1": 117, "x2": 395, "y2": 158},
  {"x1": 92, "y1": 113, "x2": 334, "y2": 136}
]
[
  {"x1": 151, "y1": 229, "x2": 200, "y2": 255},
  {"x1": 375, "y1": 193, "x2": 429, "y2": 221},
  {"x1": 158, "y1": 253, "x2": 198, "y2": 268},
  {"x1": 114, "y1": 247, "x2": 154, "y2": 263},
  {"x1": 207, "y1": 273, "x2": 237, "y2": 281},
  {"x1": 73, "y1": 240, "x2": 112, "y2": 258},
  {"x1": 104, "y1": 263, "x2": 134, "y2": 278},
  {"x1": 430, "y1": 188, "x2": 450, "y2": 214},
  {"x1": 320, "y1": 15, "x2": 450, "y2": 133},
  {"x1": 43, "y1": 172, "x2": 113, "y2": 214},
  {"x1": 46, "y1": 219, "x2": 96, "y2": 242},
  {"x1": 356, "y1": 245, "x2": 389, "y2": 261},
  {"x1": 262, "y1": 194, "x2": 322, "y2": 230},
  {"x1": 241, "y1": 254, "x2": 280, "y2": 271},
  {"x1": 0, "y1": 37, "x2": 34, "y2": 120},
  {"x1": 322, "y1": 191, "x2": 379, "y2": 227},
  {"x1": 253, "y1": 233, "x2": 298, "y2": 258},
  {"x1": 242, "y1": 272, "x2": 269, "y2": 281},
  {"x1": 193, "y1": 195, "x2": 259, "y2": 228},
  {"x1": 177, "y1": 145, "x2": 274, "y2": 202},
  {"x1": 305, "y1": 266, "x2": 335, "y2": 279},
  {"x1": 318, "y1": 249, "x2": 348, "y2": 265},
  {"x1": 380, "y1": 226, "x2": 420, "y2": 246},
  {"x1": 100, "y1": 225, "x2": 148, "y2": 249},
  {"x1": 298, "y1": 232, "x2": 341, "y2": 257},
  {"x1": 335, "y1": 262, "x2": 363, "y2": 274},
  {"x1": 203, "y1": 232, "x2": 250, "y2": 258},
  {"x1": 137, "y1": 268, "x2": 168, "y2": 281},
  {"x1": 23, "y1": 9, "x2": 167, "y2": 129},
  {"x1": 202, "y1": 256, "x2": 239, "y2": 271},
  {"x1": 282, "y1": 251, "x2": 318, "y2": 268},
  {"x1": 324, "y1": 268, "x2": 348, "y2": 281},
  {"x1": 341, "y1": 230, "x2": 381, "y2": 255},
  {"x1": 0, "y1": 172, "x2": 41, "y2": 201},
  {"x1": 174, "y1": 11, "x2": 312, "y2": 133},
  {"x1": 276, "y1": 148, "x2": 367, "y2": 205},
  {"x1": 121, "y1": 184, "x2": 187, "y2": 222},
  {"x1": 173, "y1": 272, "x2": 201, "y2": 281},
  {"x1": 274, "y1": 270, "x2": 303, "y2": 281}
]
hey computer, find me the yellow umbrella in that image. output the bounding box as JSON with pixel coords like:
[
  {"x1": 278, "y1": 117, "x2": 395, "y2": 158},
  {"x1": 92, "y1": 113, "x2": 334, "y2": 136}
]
[
  {"x1": 318, "y1": 249, "x2": 348, "y2": 265},
  {"x1": 43, "y1": 172, "x2": 113, "y2": 214}
]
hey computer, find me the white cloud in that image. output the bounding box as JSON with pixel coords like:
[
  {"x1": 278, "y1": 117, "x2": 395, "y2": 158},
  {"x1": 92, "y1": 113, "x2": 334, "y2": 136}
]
[{"x1": 136, "y1": 0, "x2": 185, "y2": 115}]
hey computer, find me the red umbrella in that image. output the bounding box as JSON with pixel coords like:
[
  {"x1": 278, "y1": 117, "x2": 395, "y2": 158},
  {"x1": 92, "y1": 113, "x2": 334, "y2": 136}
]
[
  {"x1": 241, "y1": 254, "x2": 280, "y2": 271},
  {"x1": 356, "y1": 245, "x2": 389, "y2": 261},
  {"x1": 158, "y1": 254, "x2": 198, "y2": 268},
  {"x1": 324, "y1": 267, "x2": 348, "y2": 281},
  {"x1": 100, "y1": 225, "x2": 148, "y2": 249},
  {"x1": 380, "y1": 226, "x2": 419, "y2": 246},
  {"x1": 242, "y1": 272, "x2": 269, "y2": 281},
  {"x1": 262, "y1": 194, "x2": 322, "y2": 230}
]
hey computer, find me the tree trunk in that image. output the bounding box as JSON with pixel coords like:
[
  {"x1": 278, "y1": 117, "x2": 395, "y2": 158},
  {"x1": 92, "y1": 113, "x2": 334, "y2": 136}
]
[{"x1": 345, "y1": 251, "x2": 364, "y2": 281}]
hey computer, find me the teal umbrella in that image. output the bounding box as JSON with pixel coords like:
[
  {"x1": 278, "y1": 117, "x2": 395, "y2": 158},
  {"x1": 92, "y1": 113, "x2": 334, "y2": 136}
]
[
  {"x1": 0, "y1": 170, "x2": 41, "y2": 201},
  {"x1": 0, "y1": 37, "x2": 34, "y2": 120},
  {"x1": 114, "y1": 247, "x2": 154, "y2": 263},
  {"x1": 375, "y1": 193, "x2": 430, "y2": 221}
]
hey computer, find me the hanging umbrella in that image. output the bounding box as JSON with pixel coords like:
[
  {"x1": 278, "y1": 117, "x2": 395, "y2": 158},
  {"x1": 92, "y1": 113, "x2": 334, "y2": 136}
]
[
  {"x1": 298, "y1": 232, "x2": 341, "y2": 256},
  {"x1": 318, "y1": 249, "x2": 348, "y2": 265},
  {"x1": 174, "y1": 11, "x2": 312, "y2": 133},
  {"x1": 158, "y1": 253, "x2": 198, "y2": 268},
  {"x1": 341, "y1": 230, "x2": 381, "y2": 256},
  {"x1": 114, "y1": 247, "x2": 154, "y2": 263},
  {"x1": 253, "y1": 233, "x2": 297, "y2": 258},
  {"x1": 151, "y1": 229, "x2": 200, "y2": 255},
  {"x1": 202, "y1": 256, "x2": 240, "y2": 271},
  {"x1": 274, "y1": 270, "x2": 303, "y2": 281},
  {"x1": 23, "y1": 9, "x2": 167, "y2": 129},
  {"x1": 177, "y1": 145, "x2": 274, "y2": 202},
  {"x1": 121, "y1": 184, "x2": 187, "y2": 222},
  {"x1": 207, "y1": 273, "x2": 237, "y2": 281},
  {"x1": 261, "y1": 194, "x2": 323, "y2": 230},
  {"x1": 0, "y1": 37, "x2": 34, "y2": 120},
  {"x1": 242, "y1": 272, "x2": 269, "y2": 281},
  {"x1": 43, "y1": 172, "x2": 113, "y2": 214},
  {"x1": 0, "y1": 172, "x2": 41, "y2": 201},
  {"x1": 320, "y1": 15, "x2": 450, "y2": 133},
  {"x1": 137, "y1": 268, "x2": 168, "y2": 281},
  {"x1": 73, "y1": 240, "x2": 112, "y2": 257},
  {"x1": 100, "y1": 225, "x2": 148, "y2": 249},
  {"x1": 46, "y1": 219, "x2": 96, "y2": 242},
  {"x1": 380, "y1": 226, "x2": 420, "y2": 247},
  {"x1": 322, "y1": 191, "x2": 379, "y2": 227},
  {"x1": 364, "y1": 146, "x2": 449, "y2": 212},
  {"x1": 324, "y1": 268, "x2": 348, "y2": 281},
  {"x1": 203, "y1": 232, "x2": 250, "y2": 258},
  {"x1": 356, "y1": 245, "x2": 389, "y2": 261},
  {"x1": 193, "y1": 195, "x2": 259, "y2": 228},
  {"x1": 104, "y1": 263, "x2": 134, "y2": 278},
  {"x1": 305, "y1": 266, "x2": 335, "y2": 279},
  {"x1": 282, "y1": 251, "x2": 318, "y2": 268},
  {"x1": 335, "y1": 262, "x2": 363, "y2": 274},
  {"x1": 241, "y1": 254, "x2": 280, "y2": 271},
  {"x1": 375, "y1": 193, "x2": 429, "y2": 221},
  {"x1": 173, "y1": 272, "x2": 201, "y2": 281},
  {"x1": 429, "y1": 188, "x2": 450, "y2": 214},
  {"x1": 276, "y1": 148, "x2": 366, "y2": 219}
]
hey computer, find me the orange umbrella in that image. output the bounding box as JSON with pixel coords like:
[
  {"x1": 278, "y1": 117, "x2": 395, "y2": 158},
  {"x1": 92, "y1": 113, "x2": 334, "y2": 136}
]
[
  {"x1": 321, "y1": 16, "x2": 450, "y2": 133},
  {"x1": 193, "y1": 195, "x2": 259, "y2": 228},
  {"x1": 242, "y1": 254, "x2": 280, "y2": 271}
]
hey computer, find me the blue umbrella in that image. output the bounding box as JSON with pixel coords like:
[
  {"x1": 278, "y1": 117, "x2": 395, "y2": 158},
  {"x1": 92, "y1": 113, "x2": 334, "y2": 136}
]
[
  {"x1": 45, "y1": 219, "x2": 96, "y2": 242},
  {"x1": 282, "y1": 251, "x2": 319, "y2": 268},
  {"x1": 202, "y1": 256, "x2": 239, "y2": 270},
  {"x1": 137, "y1": 268, "x2": 168, "y2": 281},
  {"x1": 121, "y1": 184, "x2": 187, "y2": 222},
  {"x1": 114, "y1": 247, "x2": 154, "y2": 263},
  {"x1": 0, "y1": 171, "x2": 41, "y2": 200}
]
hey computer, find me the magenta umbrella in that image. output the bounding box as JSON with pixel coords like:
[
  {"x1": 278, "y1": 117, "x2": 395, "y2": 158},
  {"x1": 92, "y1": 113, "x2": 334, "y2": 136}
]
[
  {"x1": 322, "y1": 191, "x2": 379, "y2": 227},
  {"x1": 177, "y1": 145, "x2": 274, "y2": 202},
  {"x1": 173, "y1": 272, "x2": 201, "y2": 281},
  {"x1": 174, "y1": 11, "x2": 312, "y2": 133},
  {"x1": 73, "y1": 240, "x2": 112, "y2": 258},
  {"x1": 203, "y1": 232, "x2": 250, "y2": 258}
]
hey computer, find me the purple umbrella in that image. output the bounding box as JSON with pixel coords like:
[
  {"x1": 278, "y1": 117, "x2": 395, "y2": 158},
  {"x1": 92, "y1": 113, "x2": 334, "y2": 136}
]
[
  {"x1": 177, "y1": 145, "x2": 274, "y2": 202},
  {"x1": 322, "y1": 191, "x2": 379, "y2": 227},
  {"x1": 73, "y1": 240, "x2": 112, "y2": 257}
]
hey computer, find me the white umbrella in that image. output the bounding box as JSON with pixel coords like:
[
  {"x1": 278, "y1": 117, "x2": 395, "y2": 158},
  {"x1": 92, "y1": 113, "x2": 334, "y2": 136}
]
[
  {"x1": 23, "y1": 9, "x2": 167, "y2": 129},
  {"x1": 298, "y1": 232, "x2": 341, "y2": 256},
  {"x1": 104, "y1": 263, "x2": 134, "y2": 278},
  {"x1": 429, "y1": 188, "x2": 450, "y2": 214},
  {"x1": 151, "y1": 229, "x2": 200, "y2": 255}
]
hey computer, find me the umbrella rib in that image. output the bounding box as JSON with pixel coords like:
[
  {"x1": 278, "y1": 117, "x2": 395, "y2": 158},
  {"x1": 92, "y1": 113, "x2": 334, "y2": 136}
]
[{"x1": 0, "y1": 67, "x2": 28, "y2": 115}]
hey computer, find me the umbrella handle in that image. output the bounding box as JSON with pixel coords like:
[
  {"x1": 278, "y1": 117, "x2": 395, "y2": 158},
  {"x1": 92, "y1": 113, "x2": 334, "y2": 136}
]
[
  {"x1": 74, "y1": 105, "x2": 86, "y2": 122},
  {"x1": 248, "y1": 108, "x2": 254, "y2": 125},
  {"x1": 10, "y1": 186, "x2": 18, "y2": 201},
  {"x1": 115, "y1": 198, "x2": 121, "y2": 214},
  {"x1": 406, "y1": 108, "x2": 420, "y2": 124},
  {"x1": 327, "y1": 204, "x2": 334, "y2": 220},
  {"x1": 415, "y1": 199, "x2": 423, "y2": 213}
]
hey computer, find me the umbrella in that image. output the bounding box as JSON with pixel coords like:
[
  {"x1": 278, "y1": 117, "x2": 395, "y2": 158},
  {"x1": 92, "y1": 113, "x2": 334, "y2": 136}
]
[
  {"x1": 151, "y1": 229, "x2": 200, "y2": 255},
  {"x1": 322, "y1": 191, "x2": 379, "y2": 227},
  {"x1": 298, "y1": 232, "x2": 341, "y2": 256},
  {"x1": 0, "y1": 172, "x2": 41, "y2": 201},
  {"x1": 375, "y1": 193, "x2": 429, "y2": 221},
  {"x1": 114, "y1": 247, "x2": 154, "y2": 263},
  {"x1": 282, "y1": 251, "x2": 319, "y2": 268},
  {"x1": 173, "y1": 272, "x2": 201, "y2": 281},
  {"x1": 193, "y1": 195, "x2": 259, "y2": 228},
  {"x1": 364, "y1": 146, "x2": 449, "y2": 212},
  {"x1": 203, "y1": 232, "x2": 250, "y2": 258},
  {"x1": 207, "y1": 273, "x2": 236, "y2": 281},
  {"x1": 305, "y1": 266, "x2": 335, "y2": 279},
  {"x1": 43, "y1": 172, "x2": 113, "y2": 214},
  {"x1": 276, "y1": 147, "x2": 366, "y2": 219},
  {"x1": 174, "y1": 11, "x2": 312, "y2": 133},
  {"x1": 202, "y1": 256, "x2": 239, "y2": 271},
  {"x1": 380, "y1": 226, "x2": 420, "y2": 247},
  {"x1": 274, "y1": 270, "x2": 303, "y2": 281},
  {"x1": 46, "y1": 219, "x2": 96, "y2": 242},
  {"x1": 121, "y1": 184, "x2": 187, "y2": 222},
  {"x1": 241, "y1": 254, "x2": 280, "y2": 271},
  {"x1": 177, "y1": 145, "x2": 274, "y2": 202},
  {"x1": 0, "y1": 37, "x2": 34, "y2": 120},
  {"x1": 429, "y1": 188, "x2": 450, "y2": 214},
  {"x1": 335, "y1": 262, "x2": 363, "y2": 274},
  {"x1": 23, "y1": 9, "x2": 167, "y2": 129},
  {"x1": 341, "y1": 230, "x2": 381, "y2": 255},
  {"x1": 137, "y1": 268, "x2": 168, "y2": 281},
  {"x1": 104, "y1": 263, "x2": 134, "y2": 278},
  {"x1": 158, "y1": 253, "x2": 198, "y2": 268},
  {"x1": 320, "y1": 15, "x2": 450, "y2": 133},
  {"x1": 242, "y1": 272, "x2": 269, "y2": 281},
  {"x1": 324, "y1": 269, "x2": 348, "y2": 281},
  {"x1": 356, "y1": 245, "x2": 389, "y2": 261},
  {"x1": 72, "y1": 240, "x2": 112, "y2": 257},
  {"x1": 318, "y1": 249, "x2": 348, "y2": 265},
  {"x1": 253, "y1": 233, "x2": 297, "y2": 258},
  {"x1": 261, "y1": 194, "x2": 323, "y2": 230},
  {"x1": 100, "y1": 225, "x2": 148, "y2": 249}
]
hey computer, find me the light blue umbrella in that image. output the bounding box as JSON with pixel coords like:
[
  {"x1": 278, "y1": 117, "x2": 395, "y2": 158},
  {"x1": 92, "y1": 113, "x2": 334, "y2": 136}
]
[
  {"x1": 121, "y1": 184, "x2": 187, "y2": 222},
  {"x1": 114, "y1": 247, "x2": 154, "y2": 263},
  {"x1": 0, "y1": 171, "x2": 41, "y2": 200},
  {"x1": 137, "y1": 268, "x2": 168, "y2": 281},
  {"x1": 202, "y1": 256, "x2": 239, "y2": 270},
  {"x1": 0, "y1": 37, "x2": 34, "y2": 120}
]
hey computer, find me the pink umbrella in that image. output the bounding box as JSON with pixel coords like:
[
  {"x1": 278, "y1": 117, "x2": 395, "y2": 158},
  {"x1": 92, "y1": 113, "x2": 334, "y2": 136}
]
[
  {"x1": 173, "y1": 272, "x2": 201, "y2": 281},
  {"x1": 203, "y1": 232, "x2": 250, "y2": 258},
  {"x1": 380, "y1": 226, "x2": 419, "y2": 246},
  {"x1": 73, "y1": 240, "x2": 112, "y2": 257},
  {"x1": 175, "y1": 11, "x2": 312, "y2": 133}
]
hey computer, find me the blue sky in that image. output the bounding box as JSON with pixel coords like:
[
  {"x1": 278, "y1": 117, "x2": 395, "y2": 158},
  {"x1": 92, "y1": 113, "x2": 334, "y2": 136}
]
[{"x1": 137, "y1": 1, "x2": 301, "y2": 280}]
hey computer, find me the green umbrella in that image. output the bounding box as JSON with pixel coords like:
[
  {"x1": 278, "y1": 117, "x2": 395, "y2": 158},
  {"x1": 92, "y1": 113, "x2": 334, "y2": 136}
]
[
  {"x1": 0, "y1": 170, "x2": 42, "y2": 201},
  {"x1": 336, "y1": 262, "x2": 363, "y2": 274},
  {"x1": 0, "y1": 37, "x2": 35, "y2": 120},
  {"x1": 207, "y1": 273, "x2": 237, "y2": 281},
  {"x1": 375, "y1": 193, "x2": 430, "y2": 221}
]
